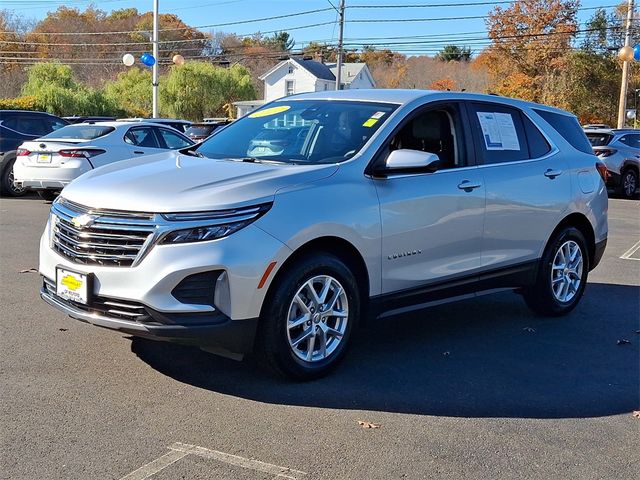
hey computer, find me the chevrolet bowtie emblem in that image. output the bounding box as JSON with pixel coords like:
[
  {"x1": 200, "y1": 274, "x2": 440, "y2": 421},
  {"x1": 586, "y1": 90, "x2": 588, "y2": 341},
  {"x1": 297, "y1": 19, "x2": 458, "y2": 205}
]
[{"x1": 71, "y1": 214, "x2": 97, "y2": 229}]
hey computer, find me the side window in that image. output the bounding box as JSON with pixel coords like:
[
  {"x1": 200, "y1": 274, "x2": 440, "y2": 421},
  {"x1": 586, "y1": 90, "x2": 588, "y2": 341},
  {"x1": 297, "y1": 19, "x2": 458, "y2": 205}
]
[
  {"x1": 4, "y1": 116, "x2": 47, "y2": 135},
  {"x1": 533, "y1": 109, "x2": 593, "y2": 154},
  {"x1": 157, "y1": 128, "x2": 192, "y2": 149},
  {"x1": 388, "y1": 104, "x2": 465, "y2": 169},
  {"x1": 522, "y1": 114, "x2": 552, "y2": 158},
  {"x1": 468, "y1": 102, "x2": 529, "y2": 164},
  {"x1": 618, "y1": 134, "x2": 640, "y2": 148},
  {"x1": 124, "y1": 127, "x2": 159, "y2": 148}
]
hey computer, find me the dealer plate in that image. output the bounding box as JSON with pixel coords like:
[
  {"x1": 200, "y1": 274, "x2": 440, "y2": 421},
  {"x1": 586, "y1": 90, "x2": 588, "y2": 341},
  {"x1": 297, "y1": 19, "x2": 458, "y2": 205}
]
[
  {"x1": 37, "y1": 153, "x2": 52, "y2": 163},
  {"x1": 56, "y1": 268, "x2": 89, "y2": 304}
]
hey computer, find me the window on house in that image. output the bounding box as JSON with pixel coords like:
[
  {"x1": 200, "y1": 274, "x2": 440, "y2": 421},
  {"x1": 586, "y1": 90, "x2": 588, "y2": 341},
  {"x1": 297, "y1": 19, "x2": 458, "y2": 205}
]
[
  {"x1": 324, "y1": 84, "x2": 328, "y2": 91},
  {"x1": 285, "y1": 80, "x2": 294, "y2": 96},
  {"x1": 288, "y1": 65, "x2": 293, "y2": 74}
]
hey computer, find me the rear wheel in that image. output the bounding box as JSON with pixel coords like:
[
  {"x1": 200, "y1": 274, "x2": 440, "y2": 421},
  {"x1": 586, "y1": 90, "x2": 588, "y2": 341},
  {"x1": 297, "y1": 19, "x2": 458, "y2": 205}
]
[
  {"x1": 620, "y1": 167, "x2": 638, "y2": 199},
  {"x1": 1, "y1": 158, "x2": 27, "y2": 197},
  {"x1": 37, "y1": 190, "x2": 58, "y2": 202},
  {"x1": 257, "y1": 253, "x2": 360, "y2": 380},
  {"x1": 523, "y1": 226, "x2": 589, "y2": 316}
]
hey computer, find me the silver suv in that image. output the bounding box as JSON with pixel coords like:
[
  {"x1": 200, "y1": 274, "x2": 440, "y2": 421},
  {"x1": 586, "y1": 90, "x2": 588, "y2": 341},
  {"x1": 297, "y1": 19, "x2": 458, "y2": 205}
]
[
  {"x1": 39, "y1": 90, "x2": 608, "y2": 379},
  {"x1": 585, "y1": 128, "x2": 639, "y2": 199}
]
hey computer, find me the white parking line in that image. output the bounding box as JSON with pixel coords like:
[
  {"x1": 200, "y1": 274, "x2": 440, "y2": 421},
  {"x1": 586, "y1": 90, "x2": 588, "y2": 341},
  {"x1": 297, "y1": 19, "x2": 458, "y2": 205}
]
[
  {"x1": 119, "y1": 449, "x2": 188, "y2": 480},
  {"x1": 119, "y1": 442, "x2": 307, "y2": 480},
  {"x1": 620, "y1": 239, "x2": 640, "y2": 260},
  {"x1": 169, "y1": 442, "x2": 307, "y2": 479}
]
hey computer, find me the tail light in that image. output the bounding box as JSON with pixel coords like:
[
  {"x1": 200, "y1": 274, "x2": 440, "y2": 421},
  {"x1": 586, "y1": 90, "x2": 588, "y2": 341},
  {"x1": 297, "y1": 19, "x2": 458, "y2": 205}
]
[
  {"x1": 16, "y1": 148, "x2": 31, "y2": 156},
  {"x1": 594, "y1": 148, "x2": 616, "y2": 158},
  {"x1": 58, "y1": 149, "x2": 105, "y2": 158},
  {"x1": 596, "y1": 161, "x2": 610, "y2": 182}
]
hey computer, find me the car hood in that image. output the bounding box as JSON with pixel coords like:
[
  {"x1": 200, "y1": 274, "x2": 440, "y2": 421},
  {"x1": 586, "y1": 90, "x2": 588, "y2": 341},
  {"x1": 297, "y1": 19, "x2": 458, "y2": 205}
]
[{"x1": 60, "y1": 151, "x2": 339, "y2": 212}]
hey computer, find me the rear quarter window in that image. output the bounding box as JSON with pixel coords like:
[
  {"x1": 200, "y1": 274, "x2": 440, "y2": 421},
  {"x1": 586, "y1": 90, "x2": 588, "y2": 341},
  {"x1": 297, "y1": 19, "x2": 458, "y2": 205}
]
[{"x1": 534, "y1": 109, "x2": 593, "y2": 154}]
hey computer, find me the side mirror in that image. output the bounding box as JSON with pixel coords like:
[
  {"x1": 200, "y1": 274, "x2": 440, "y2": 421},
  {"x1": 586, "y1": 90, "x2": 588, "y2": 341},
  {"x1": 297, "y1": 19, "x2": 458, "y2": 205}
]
[{"x1": 376, "y1": 149, "x2": 440, "y2": 176}]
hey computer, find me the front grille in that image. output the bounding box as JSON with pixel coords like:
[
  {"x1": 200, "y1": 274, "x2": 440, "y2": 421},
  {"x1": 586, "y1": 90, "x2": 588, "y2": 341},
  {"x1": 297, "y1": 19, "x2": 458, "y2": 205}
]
[
  {"x1": 43, "y1": 276, "x2": 150, "y2": 322},
  {"x1": 50, "y1": 198, "x2": 156, "y2": 267}
]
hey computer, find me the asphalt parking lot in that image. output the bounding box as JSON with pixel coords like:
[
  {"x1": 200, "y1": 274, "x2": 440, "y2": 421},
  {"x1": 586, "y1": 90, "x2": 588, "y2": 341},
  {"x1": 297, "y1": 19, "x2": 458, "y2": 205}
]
[{"x1": 1, "y1": 196, "x2": 638, "y2": 480}]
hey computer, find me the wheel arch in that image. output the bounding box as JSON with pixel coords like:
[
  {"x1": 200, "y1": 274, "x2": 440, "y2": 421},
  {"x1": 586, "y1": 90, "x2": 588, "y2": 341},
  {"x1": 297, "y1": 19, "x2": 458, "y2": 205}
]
[
  {"x1": 547, "y1": 212, "x2": 596, "y2": 270},
  {"x1": 260, "y1": 236, "x2": 371, "y2": 317}
]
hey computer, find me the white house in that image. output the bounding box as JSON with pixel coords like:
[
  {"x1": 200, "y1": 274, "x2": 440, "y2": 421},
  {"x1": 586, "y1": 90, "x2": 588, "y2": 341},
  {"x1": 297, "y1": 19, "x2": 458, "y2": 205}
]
[{"x1": 234, "y1": 57, "x2": 376, "y2": 118}]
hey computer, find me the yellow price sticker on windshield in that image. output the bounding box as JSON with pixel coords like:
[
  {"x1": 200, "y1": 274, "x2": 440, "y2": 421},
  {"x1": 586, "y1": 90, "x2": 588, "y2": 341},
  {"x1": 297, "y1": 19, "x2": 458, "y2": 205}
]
[
  {"x1": 248, "y1": 105, "x2": 291, "y2": 118},
  {"x1": 363, "y1": 118, "x2": 379, "y2": 128}
]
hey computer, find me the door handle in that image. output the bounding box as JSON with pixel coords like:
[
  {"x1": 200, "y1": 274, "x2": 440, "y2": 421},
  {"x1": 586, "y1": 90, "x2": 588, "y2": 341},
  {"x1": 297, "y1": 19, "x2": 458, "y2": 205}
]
[
  {"x1": 133, "y1": 150, "x2": 145, "y2": 154},
  {"x1": 457, "y1": 180, "x2": 482, "y2": 192},
  {"x1": 544, "y1": 169, "x2": 563, "y2": 179}
]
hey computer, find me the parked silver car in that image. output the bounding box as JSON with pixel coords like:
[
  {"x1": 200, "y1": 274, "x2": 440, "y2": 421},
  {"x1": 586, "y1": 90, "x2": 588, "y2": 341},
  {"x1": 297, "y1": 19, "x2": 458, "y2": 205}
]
[
  {"x1": 39, "y1": 90, "x2": 608, "y2": 379},
  {"x1": 585, "y1": 128, "x2": 639, "y2": 199}
]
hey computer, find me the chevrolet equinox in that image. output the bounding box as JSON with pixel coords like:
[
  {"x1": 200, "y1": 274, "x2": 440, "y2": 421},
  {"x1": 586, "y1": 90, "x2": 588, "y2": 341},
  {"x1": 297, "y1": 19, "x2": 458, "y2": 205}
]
[{"x1": 39, "y1": 90, "x2": 608, "y2": 379}]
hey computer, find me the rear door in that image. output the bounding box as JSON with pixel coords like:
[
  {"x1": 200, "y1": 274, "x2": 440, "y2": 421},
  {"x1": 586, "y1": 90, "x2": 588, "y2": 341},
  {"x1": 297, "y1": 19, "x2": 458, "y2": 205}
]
[
  {"x1": 466, "y1": 101, "x2": 570, "y2": 273},
  {"x1": 122, "y1": 126, "x2": 164, "y2": 159}
]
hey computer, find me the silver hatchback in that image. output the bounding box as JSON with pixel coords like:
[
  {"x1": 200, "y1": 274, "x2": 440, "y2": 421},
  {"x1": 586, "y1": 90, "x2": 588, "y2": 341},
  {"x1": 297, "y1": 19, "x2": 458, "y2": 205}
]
[{"x1": 39, "y1": 90, "x2": 608, "y2": 379}]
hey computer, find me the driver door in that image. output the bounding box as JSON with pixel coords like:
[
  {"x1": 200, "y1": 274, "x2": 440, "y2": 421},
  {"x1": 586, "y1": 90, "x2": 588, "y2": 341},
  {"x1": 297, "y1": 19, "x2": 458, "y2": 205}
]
[{"x1": 373, "y1": 102, "x2": 486, "y2": 297}]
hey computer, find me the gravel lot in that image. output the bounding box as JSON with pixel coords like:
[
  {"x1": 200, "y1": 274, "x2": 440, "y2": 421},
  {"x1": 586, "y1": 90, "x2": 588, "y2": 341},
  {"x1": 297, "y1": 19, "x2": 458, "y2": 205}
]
[{"x1": 1, "y1": 195, "x2": 638, "y2": 480}]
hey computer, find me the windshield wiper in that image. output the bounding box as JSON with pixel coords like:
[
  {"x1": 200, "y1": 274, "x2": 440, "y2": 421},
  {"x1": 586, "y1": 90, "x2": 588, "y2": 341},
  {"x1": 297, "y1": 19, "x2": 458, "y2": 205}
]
[{"x1": 237, "y1": 157, "x2": 292, "y2": 165}]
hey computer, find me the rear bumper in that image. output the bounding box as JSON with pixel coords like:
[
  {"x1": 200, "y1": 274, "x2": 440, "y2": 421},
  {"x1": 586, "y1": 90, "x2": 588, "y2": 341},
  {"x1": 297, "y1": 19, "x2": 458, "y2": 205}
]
[
  {"x1": 13, "y1": 159, "x2": 90, "y2": 190},
  {"x1": 41, "y1": 282, "x2": 258, "y2": 355}
]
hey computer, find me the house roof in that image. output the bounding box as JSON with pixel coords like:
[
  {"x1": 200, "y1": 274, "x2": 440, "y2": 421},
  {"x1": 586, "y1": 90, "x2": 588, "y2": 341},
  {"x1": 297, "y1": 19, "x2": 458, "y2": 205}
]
[
  {"x1": 292, "y1": 58, "x2": 335, "y2": 81},
  {"x1": 327, "y1": 63, "x2": 368, "y2": 84}
]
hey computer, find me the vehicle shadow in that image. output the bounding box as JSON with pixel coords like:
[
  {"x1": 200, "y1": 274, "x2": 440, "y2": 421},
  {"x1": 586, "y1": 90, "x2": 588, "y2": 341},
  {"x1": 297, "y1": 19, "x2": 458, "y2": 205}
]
[{"x1": 131, "y1": 282, "x2": 639, "y2": 419}]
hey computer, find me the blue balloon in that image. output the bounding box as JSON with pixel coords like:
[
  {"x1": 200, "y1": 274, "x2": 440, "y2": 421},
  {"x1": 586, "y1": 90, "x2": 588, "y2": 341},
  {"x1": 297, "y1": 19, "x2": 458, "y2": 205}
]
[
  {"x1": 634, "y1": 45, "x2": 640, "y2": 61},
  {"x1": 140, "y1": 53, "x2": 156, "y2": 67}
]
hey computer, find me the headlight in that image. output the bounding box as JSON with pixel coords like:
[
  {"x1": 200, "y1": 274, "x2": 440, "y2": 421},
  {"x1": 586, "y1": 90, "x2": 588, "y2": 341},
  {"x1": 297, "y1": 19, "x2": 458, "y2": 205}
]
[{"x1": 159, "y1": 203, "x2": 271, "y2": 245}]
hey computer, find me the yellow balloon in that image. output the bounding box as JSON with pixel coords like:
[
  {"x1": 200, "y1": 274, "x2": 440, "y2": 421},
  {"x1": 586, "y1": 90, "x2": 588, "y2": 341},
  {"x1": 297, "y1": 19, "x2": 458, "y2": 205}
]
[
  {"x1": 172, "y1": 54, "x2": 185, "y2": 66},
  {"x1": 619, "y1": 46, "x2": 634, "y2": 62}
]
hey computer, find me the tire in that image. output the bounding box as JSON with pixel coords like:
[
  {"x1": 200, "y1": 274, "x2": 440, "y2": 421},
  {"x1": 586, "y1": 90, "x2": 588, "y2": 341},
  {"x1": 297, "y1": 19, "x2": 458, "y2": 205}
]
[
  {"x1": 523, "y1": 226, "x2": 589, "y2": 317},
  {"x1": 1, "y1": 158, "x2": 27, "y2": 197},
  {"x1": 620, "y1": 167, "x2": 638, "y2": 199},
  {"x1": 37, "y1": 190, "x2": 58, "y2": 202},
  {"x1": 257, "y1": 253, "x2": 360, "y2": 380}
]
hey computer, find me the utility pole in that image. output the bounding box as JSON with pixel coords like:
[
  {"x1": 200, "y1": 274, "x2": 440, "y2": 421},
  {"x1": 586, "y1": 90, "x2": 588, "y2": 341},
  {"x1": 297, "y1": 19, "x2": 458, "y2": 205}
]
[
  {"x1": 335, "y1": 0, "x2": 345, "y2": 91},
  {"x1": 152, "y1": 0, "x2": 159, "y2": 118},
  {"x1": 617, "y1": 0, "x2": 635, "y2": 128}
]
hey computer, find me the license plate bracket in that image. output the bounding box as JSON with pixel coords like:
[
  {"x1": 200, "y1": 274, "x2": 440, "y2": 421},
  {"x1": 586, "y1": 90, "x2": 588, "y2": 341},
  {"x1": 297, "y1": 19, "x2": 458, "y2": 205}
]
[
  {"x1": 37, "y1": 153, "x2": 52, "y2": 163},
  {"x1": 56, "y1": 267, "x2": 92, "y2": 305}
]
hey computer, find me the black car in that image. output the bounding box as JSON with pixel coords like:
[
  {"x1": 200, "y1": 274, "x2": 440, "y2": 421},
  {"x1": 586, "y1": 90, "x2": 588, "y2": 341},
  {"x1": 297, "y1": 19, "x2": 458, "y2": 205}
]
[
  {"x1": 184, "y1": 120, "x2": 231, "y2": 141},
  {"x1": 0, "y1": 110, "x2": 69, "y2": 196}
]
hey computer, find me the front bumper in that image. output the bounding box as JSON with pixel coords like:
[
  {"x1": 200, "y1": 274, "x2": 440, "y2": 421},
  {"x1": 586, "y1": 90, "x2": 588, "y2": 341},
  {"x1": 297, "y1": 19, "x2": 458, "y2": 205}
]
[{"x1": 41, "y1": 282, "x2": 258, "y2": 354}]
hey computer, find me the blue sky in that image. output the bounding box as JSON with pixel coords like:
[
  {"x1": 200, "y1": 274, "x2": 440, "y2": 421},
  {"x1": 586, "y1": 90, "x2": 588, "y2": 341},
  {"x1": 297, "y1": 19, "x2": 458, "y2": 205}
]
[{"x1": 9, "y1": 0, "x2": 621, "y2": 56}]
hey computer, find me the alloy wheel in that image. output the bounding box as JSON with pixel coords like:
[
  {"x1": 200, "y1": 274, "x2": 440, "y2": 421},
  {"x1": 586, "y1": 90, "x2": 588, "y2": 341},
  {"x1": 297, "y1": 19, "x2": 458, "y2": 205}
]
[
  {"x1": 623, "y1": 171, "x2": 637, "y2": 197},
  {"x1": 286, "y1": 275, "x2": 349, "y2": 363},
  {"x1": 550, "y1": 240, "x2": 583, "y2": 303}
]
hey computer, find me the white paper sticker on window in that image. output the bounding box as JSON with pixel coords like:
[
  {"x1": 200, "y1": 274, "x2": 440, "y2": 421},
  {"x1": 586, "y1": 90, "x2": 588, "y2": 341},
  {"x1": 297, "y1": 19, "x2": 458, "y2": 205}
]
[{"x1": 476, "y1": 112, "x2": 520, "y2": 151}]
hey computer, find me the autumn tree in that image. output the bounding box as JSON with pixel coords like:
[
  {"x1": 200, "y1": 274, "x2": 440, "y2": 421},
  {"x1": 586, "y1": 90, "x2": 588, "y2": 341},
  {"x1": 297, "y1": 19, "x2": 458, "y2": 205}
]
[{"x1": 482, "y1": 0, "x2": 579, "y2": 102}]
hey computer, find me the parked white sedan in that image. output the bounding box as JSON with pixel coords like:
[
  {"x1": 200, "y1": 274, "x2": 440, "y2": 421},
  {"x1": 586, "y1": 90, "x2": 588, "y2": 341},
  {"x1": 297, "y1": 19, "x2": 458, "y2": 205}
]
[{"x1": 13, "y1": 121, "x2": 194, "y2": 200}]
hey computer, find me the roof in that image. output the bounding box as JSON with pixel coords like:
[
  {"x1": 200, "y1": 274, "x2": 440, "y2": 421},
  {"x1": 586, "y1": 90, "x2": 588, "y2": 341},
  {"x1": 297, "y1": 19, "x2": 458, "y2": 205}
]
[
  {"x1": 272, "y1": 89, "x2": 576, "y2": 115},
  {"x1": 584, "y1": 128, "x2": 638, "y2": 135},
  {"x1": 292, "y1": 58, "x2": 335, "y2": 81},
  {"x1": 117, "y1": 117, "x2": 192, "y2": 124},
  {"x1": 327, "y1": 63, "x2": 368, "y2": 84}
]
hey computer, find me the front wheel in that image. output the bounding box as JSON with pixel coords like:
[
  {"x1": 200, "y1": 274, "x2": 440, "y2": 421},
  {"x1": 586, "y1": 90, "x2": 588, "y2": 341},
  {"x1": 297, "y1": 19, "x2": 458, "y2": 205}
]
[
  {"x1": 257, "y1": 253, "x2": 360, "y2": 380},
  {"x1": 523, "y1": 227, "x2": 589, "y2": 316}
]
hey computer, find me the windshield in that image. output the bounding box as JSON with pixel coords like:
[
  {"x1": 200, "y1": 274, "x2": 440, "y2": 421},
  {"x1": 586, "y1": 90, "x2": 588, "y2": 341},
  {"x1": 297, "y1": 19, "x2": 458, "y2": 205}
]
[
  {"x1": 586, "y1": 132, "x2": 613, "y2": 147},
  {"x1": 196, "y1": 100, "x2": 398, "y2": 164},
  {"x1": 42, "y1": 125, "x2": 115, "y2": 140}
]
